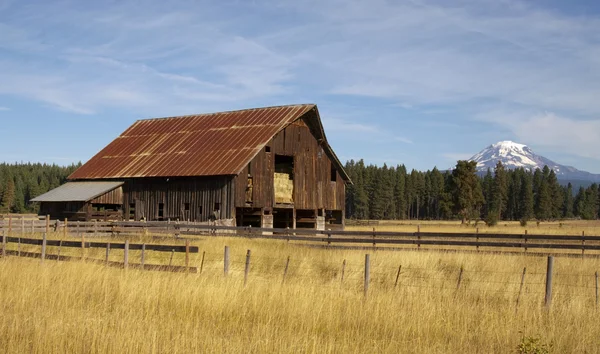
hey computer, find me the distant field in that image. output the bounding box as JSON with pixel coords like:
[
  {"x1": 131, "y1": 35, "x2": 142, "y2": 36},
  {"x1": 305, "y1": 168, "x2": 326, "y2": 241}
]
[
  {"x1": 347, "y1": 219, "x2": 600, "y2": 236},
  {"x1": 2, "y1": 233, "x2": 600, "y2": 353}
]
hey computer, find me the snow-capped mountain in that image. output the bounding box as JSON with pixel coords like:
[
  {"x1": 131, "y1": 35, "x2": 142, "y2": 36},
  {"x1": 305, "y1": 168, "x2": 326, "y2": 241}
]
[{"x1": 469, "y1": 141, "x2": 600, "y2": 182}]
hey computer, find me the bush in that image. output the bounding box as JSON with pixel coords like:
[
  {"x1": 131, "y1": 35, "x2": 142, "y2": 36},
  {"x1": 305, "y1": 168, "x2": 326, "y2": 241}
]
[
  {"x1": 520, "y1": 219, "x2": 528, "y2": 227},
  {"x1": 485, "y1": 213, "x2": 498, "y2": 227},
  {"x1": 516, "y1": 334, "x2": 552, "y2": 354}
]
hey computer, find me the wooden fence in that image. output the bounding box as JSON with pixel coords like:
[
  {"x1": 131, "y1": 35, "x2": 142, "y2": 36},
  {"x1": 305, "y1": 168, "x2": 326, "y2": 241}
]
[
  {"x1": 2, "y1": 216, "x2": 600, "y2": 256},
  {"x1": 0, "y1": 232, "x2": 199, "y2": 273}
]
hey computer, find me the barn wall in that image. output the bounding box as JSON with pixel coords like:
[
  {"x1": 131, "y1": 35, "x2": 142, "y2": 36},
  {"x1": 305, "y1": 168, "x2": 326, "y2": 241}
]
[
  {"x1": 234, "y1": 117, "x2": 346, "y2": 211},
  {"x1": 90, "y1": 186, "x2": 123, "y2": 205},
  {"x1": 123, "y1": 176, "x2": 235, "y2": 222}
]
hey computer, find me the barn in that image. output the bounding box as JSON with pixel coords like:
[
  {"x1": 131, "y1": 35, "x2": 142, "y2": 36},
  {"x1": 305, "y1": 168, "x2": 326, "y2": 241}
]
[{"x1": 32, "y1": 104, "x2": 350, "y2": 230}]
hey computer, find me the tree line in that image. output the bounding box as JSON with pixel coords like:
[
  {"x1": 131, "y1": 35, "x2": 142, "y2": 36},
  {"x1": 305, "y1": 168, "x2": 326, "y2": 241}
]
[
  {"x1": 0, "y1": 163, "x2": 81, "y2": 214},
  {"x1": 345, "y1": 160, "x2": 600, "y2": 224}
]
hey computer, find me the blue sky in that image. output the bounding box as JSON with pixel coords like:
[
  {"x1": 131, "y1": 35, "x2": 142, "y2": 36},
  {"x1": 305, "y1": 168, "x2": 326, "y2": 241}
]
[{"x1": 2, "y1": 0, "x2": 600, "y2": 172}]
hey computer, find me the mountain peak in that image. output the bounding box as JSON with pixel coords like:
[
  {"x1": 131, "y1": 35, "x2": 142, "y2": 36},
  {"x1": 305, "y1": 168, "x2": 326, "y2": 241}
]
[{"x1": 468, "y1": 141, "x2": 600, "y2": 181}]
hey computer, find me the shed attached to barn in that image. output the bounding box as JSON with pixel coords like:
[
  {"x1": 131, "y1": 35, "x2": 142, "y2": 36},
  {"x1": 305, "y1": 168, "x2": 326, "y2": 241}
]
[{"x1": 34, "y1": 104, "x2": 351, "y2": 229}]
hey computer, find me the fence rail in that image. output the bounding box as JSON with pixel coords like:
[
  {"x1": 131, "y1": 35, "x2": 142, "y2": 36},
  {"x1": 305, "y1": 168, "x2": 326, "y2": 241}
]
[{"x1": 1, "y1": 217, "x2": 600, "y2": 255}]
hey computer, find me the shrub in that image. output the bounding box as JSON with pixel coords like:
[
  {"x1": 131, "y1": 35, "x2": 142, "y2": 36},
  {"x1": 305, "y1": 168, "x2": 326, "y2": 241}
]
[{"x1": 516, "y1": 334, "x2": 552, "y2": 354}]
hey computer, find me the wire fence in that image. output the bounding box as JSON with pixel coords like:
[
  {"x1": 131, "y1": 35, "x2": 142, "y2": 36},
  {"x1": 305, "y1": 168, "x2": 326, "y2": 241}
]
[{"x1": 2, "y1": 233, "x2": 600, "y2": 308}]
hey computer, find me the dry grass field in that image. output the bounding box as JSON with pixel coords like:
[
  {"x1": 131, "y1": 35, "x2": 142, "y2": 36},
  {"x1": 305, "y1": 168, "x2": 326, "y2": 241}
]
[{"x1": 2, "y1": 222, "x2": 600, "y2": 353}]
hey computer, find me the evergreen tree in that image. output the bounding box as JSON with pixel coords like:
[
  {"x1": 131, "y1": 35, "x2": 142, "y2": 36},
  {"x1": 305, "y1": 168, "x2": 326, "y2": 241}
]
[
  {"x1": 487, "y1": 161, "x2": 508, "y2": 225},
  {"x1": 0, "y1": 176, "x2": 15, "y2": 213},
  {"x1": 563, "y1": 183, "x2": 574, "y2": 218},
  {"x1": 519, "y1": 171, "x2": 534, "y2": 223},
  {"x1": 394, "y1": 165, "x2": 407, "y2": 219},
  {"x1": 450, "y1": 160, "x2": 484, "y2": 223},
  {"x1": 535, "y1": 166, "x2": 552, "y2": 220},
  {"x1": 547, "y1": 170, "x2": 564, "y2": 219}
]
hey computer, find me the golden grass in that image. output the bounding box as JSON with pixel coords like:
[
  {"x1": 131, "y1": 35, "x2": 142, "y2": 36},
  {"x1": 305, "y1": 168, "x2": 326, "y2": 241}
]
[{"x1": 2, "y1": 230, "x2": 600, "y2": 353}]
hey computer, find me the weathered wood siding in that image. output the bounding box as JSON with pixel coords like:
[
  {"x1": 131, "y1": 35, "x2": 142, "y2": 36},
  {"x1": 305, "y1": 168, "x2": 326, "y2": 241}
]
[
  {"x1": 234, "y1": 117, "x2": 345, "y2": 211},
  {"x1": 90, "y1": 186, "x2": 123, "y2": 205},
  {"x1": 123, "y1": 177, "x2": 235, "y2": 221}
]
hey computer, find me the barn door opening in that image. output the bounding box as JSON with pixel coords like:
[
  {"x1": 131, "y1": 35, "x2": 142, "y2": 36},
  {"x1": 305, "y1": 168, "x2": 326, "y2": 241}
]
[{"x1": 274, "y1": 155, "x2": 294, "y2": 204}]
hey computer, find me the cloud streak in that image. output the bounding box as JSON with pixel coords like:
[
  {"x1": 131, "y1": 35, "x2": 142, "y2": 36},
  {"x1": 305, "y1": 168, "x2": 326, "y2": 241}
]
[{"x1": 1, "y1": 0, "x2": 600, "y2": 168}]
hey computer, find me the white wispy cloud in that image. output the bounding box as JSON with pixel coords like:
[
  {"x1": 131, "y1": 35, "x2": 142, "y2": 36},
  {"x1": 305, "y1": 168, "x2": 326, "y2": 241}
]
[
  {"x1": 1, "y1": 0, "x2": 600, "y2": 166},
  {"x1": 0, "y1": 106, "x2": 9, "y2": 111}
]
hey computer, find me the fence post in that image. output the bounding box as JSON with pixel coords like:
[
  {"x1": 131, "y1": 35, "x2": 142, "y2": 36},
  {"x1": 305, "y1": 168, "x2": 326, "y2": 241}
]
[
  {"x1": 282, "y1": 256, "x2": 290, "y2": 284},
  {"x1": 57, "y1": 240, "x2": 62, "y2": 261},
  {"x1": 21, "y1": 216, "x2": 24, "y2": 235},
  {"x1": 31, "y1": 219, "x2": 34, "y2": 234},
  {"x1": 94, "y1": 220, "x2": 97, "y2": 236},
  {"x1": 456, "y1": 266, "x2": 464, "y2": 290},
  {"x1": 45, "y1": 215, "x2": 49, "y2": 234},
  {"x1": 544, "y1": 256, "x2": 554, "y2": 308},
  {"x1": 341, "y1": 259, "x2": 346, "y2": 283},
  {"x1": 169, "y1": 249, "x2": 174, "y2": 267},
  {"x1": 364, "y1": 254, "x2": 370, "y2": 298},
  {"x1": 185, "y1": 240, "x2": 190, "y2": 272},
  {"x1": 327, "y1": 231, "x2": 331, "y2": 246},
  {"x1": 582, "y1": 231, "x2": 585, "y2": 257},
  {"x1": 141, "y1": 244, "x2": 146, "y2": 270},
  {"x1": 595, "y1": 271, "x2": 598, "y2": 308},
  {"x1": 244, "y1": 249, "x2": 251, "y2": 287},
  {"x1": 64, "y1": 218, "x2": 68, "y2": 238},
  {"x1": 372, "y1": 227, "x2": 376, "y2": 248},
  {"x1": 476, "y1": 227, "x2": 479, "y2": 252},
  {"x1": 41, "y1": 232, "x2": 47, "y2": 263},
  {"x1": 516, "y1": 267, "x2": 526, "y2": 312},
  {"x1": 200, "y1": 251, "x2": 205, "y2": 274},
  {"x1": 8, "y1": 215, "x2": 12, "y2": 234},
  {"x1": 524, "y1": 229, "x2": 528, "y2": 253},
  {"x1": 105, "y1": 242, "x2": 110, "y2": 264},
  {"x1": 17, "y1": 237, "x2": 21, "y2": 257},
  {"x1": 124, "y1": 240, "x2": 129, "y2": 269},
  {"x1": 224, "y1": 246, "x2": 230, "y2": 276},
  {"x1": 395, "y1": 265, "x2": 402, "y2": 288},
  {"x1": 1, "y1": 230, "x2": 6, "y2": 258},
  {"x1": 81, "y1": 233, "x2": 86, "y2": 261}
]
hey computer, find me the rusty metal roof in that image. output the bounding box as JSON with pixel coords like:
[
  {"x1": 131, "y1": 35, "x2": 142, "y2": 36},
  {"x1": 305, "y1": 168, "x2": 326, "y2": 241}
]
[
  {"x1": 70, "y1": 104, "x2": 353, "y2": 181},
  {"x1": 31, "y1": 181, "x2": 124, "y2": 202}
]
